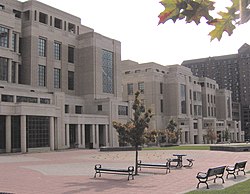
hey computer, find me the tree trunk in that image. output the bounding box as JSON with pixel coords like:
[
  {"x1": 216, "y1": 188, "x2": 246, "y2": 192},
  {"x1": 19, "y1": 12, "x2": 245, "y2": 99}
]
[{"x1": 135, "y1": 144, "x2": 138, "y2": 175}]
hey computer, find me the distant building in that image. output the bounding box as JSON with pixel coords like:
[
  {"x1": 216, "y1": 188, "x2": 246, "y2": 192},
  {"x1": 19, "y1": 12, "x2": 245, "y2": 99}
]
[
  {"x1": 182, "y1": 44, "x2": 250, "y2": 139},
  {"x1": 0, "y1": 0, "x2": 127, "y2": 153},
  {"x1": 121, "y1": 60, "x2": 244, "y2": 143}
]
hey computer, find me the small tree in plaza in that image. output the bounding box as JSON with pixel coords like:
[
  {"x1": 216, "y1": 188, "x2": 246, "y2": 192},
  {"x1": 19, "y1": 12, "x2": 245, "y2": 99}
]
[
  {"x1": 222, "y1": 128, "x2": 230, "y2": 142},
  {"x1": 204, "y1": 128, "x2": 217, "y2": 143},
  {"x1": 166, "y1": 119, "x2": 182, "y2": 144},
  {"x1": 144, "y1": 129, "x2": 166, "y2": 146},
  {"x1": 113, "y1": 91, "x2": 153, "y2": 175}
]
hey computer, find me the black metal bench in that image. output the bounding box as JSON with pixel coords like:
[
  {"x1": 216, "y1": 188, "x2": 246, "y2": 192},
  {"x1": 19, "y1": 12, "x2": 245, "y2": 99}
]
[
  {"x1": 94, "y1": 164, "x2": 134, "y2": 180},
  {"x1": 226, "y1": 161, "x2": 247, "y2": 179},
  {"x1": 196, "y1": 166, "x2": 226, "y2": 189},
  {"x1": 137, "y1": 160, "x2": 170, "y2": 173}
]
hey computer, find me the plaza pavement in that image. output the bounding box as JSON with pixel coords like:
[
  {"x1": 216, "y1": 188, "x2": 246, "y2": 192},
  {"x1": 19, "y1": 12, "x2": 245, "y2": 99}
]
[{"x1": 0, "y1": 148, "x2": 250, "y2": 194}]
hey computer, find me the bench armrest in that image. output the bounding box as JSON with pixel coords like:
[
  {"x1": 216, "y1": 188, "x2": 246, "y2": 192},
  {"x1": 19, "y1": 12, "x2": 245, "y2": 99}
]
[
  {"x1": 197, "y1": 172, "x2": 207, "y2": 176},
  {"x1": 95, "y1": 164, "x2": 102, "y2": 169},
  {"x1": 128, "y1": 166, "x2": 134, "y2": 172}
]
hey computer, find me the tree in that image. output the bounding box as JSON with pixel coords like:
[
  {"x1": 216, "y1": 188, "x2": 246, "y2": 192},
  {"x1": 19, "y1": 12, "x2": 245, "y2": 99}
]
[
  {"x1": 166, "y1": 119, "x2": 182, "y2": 144},
  {"x1": 158, "y1": 0, "x2": 250, "y2": 41},
  {"x1": 144, "y1": 129, "x2": 166, "y2": 145},
  {"x1": 204, "y1": 128, "x2": 217, "y2": 143},
  {"x1": 113, "y1": 91, "x2": 153, "y2": 175},
  {"x1": 222, "y1": 128, "x2": 230, "y2": 142}
]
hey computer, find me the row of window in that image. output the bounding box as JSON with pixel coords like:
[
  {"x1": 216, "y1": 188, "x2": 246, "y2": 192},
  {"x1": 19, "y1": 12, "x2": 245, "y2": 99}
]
[
  {"x1": 127, "y1": 82, "x2": 145, "y2": 95},
  {"x1": 1, "y1": 94, "x2": 50, "y2": 104},
  {"x1": 35, "y1": 10, "x2": 79, "y2": 34},
  {"x1": 64, "y1": 104, "x2": 128, "y2": 116},
  {"x1": 0, "y1": 26, "x2": 18, "y2": 52},
  {"x1": 124, "y1": 68, "x2": 165, "y2": 75},
  {"x1": 38, "y1": 65, "x2": 74, "y2": 90},
  {"x1": 207, "y1": 94, "x2": 216, "y2": 104},
  {"x1": 208, "y1": 106, "x2": 216, "y2": 117},
  {"x1": 0, "y1": 57, "x2": 18, "y2": 83},
  {"x1": 0, "y1": 5, "x2": 79, "y2": 36},
  {"x1": 38, "y1": 37, "x2": 75, "y2": 63}
]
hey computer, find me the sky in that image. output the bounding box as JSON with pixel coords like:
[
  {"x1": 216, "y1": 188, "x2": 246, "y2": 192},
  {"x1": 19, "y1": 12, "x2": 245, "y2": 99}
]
[{"x1": 20, "y1": 0, "x2": 250, "y2": 65}]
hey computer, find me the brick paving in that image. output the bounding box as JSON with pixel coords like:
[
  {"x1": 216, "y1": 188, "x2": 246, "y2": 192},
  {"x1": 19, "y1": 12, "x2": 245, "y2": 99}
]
[{"x1": 0, "y1": 148, "x2": 250, "y2": 194}]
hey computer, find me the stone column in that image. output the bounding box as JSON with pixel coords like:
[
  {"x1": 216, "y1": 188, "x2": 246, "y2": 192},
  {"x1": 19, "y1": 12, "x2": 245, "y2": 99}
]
[
  {"x1": 181, "y1": 131, "x2": 185, "y2": 144},
  {"x1": 50, "y1": 117, "x2": 55, "y2": 151},
  {"x1": 21, "y1": 115, "x2": 27, "y2": 153},
  {"x1": 66, "y1": 124, "x2": 70, "y2": 147},
  {"x1": 5, "y1": 116, "x2": 11, "y2": 153},
  {"x1": 197, "y1": 119, "x2": 203, "y2": 144},
  {"x1": 81, "y1": 124, "x2": 85, "y2": 148}
]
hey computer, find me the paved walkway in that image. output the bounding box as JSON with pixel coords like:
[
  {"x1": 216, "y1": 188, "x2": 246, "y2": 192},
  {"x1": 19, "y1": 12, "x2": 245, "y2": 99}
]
[{"x1": 0, "y1": 149, "x2": 250, "y2": 194}]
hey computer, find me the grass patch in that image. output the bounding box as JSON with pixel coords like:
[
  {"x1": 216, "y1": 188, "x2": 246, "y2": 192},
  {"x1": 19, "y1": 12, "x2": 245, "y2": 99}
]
[
  {"x1": 186, "y1": 178, "x2": 250, "y2": 194},
  {"x1": 143, "y1": 145, "x2": 210, "y2": 150}
]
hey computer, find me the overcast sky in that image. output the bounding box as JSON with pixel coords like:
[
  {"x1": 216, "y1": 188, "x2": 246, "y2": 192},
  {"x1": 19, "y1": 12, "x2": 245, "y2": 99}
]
[{"x1": 20, "y1": 0, "x2": 250, "y2": 65}]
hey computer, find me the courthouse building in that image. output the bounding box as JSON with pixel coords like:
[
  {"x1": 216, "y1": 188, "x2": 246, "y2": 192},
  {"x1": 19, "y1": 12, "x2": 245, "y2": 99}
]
[
  {"x1": 0, "y1": 0, "x2": 129, "y2": 153},
  {"x1": 121, "y1": 60, "x2": 244, "y2": 144}
]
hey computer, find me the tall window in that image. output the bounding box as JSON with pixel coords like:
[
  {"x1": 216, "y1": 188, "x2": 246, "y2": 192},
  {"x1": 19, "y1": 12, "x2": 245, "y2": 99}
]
[
  {"x1": 160, "y1": 99, "x2": 163, "y2": 113},
  {"x1": 38, "y1": 65, "x2": 46, "y2": 86},
  {"x1": 11, "y1": 61, "x2": 16, "y2": 83},
  {"x1": 0, "y1": 26, "x2": 9, "y2": 48},
  {"x1": 180, "y1": 84, "x2": 187, "y2": 114},
  {"x1": 68, "y1": 46, "x2": 74, "y2": 63},
  {"x1": 26, "y1": 116, "x2": 50, "y2": 148},
  {"x1": 12, "y1": 33, "x2": 17, "y2": 52},
  {"x1": 160, "y1": 82, "x2": 163, "y2": 94},
  {"x1": 0, "y1": 57, "x2": 8, "y2": 81},
  {"x1": 68, "y1": 71, "x2": 74, "y2": 90},
  {"x1": 138, "y1": 82, "x2": 144, "y2": 94},
  {"x1": 54, "y1": 68, "x2": 61, "y2": 88},
  {"x1": 54, "y1": 41, "x2": 61, "y2": 60},
  {"x1": 127, "y1": 83, "x2": 133, "y2": 95},
  {"x1": 38, "y1": 37, "x2": 46, "y2": 57},
  {"x1": 102, "y1": 50, "x2": 113, "y2": 93}
]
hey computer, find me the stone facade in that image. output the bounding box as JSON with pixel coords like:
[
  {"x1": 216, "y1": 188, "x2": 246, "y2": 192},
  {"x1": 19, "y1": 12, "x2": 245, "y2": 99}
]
[
  {"x1": 182, "y1": 44, "x2": 250, "y2": 139},
  {"x1": 0, "y1": 0, "x2": 128, "y2": 153},
  {"x1": 121, "y1": 60, "x2": 244, "y2": 144}
]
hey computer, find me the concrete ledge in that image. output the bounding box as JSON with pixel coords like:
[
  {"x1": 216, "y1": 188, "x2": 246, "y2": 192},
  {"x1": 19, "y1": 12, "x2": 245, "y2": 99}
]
[
  {"x1": 100, "y1": 146, "x2": 142, "y2": 152},
  {"x1": 210, "y1": 145, "x2": 250, "y2": 152}
]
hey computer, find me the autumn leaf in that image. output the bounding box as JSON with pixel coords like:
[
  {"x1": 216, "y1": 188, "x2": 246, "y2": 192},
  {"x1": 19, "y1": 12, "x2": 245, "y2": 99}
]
[
  {"x1": 158, "y1": 0, "x2": 250, "y2": 41},
  {"x1": 207, "y1": 3, "x2": 239, "y2": 41},
  {"x1": 182, "y1": 0, "x2": 215, "y2": 24},
  {"x1": 158, "y1": 0, "x2": 187, "y2": 24}
]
